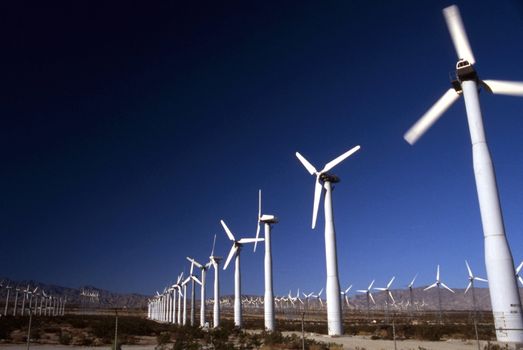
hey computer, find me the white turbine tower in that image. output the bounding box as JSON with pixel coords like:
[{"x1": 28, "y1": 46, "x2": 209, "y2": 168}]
[
  {"x1": 424, "y1": 265, "x2": 454, "y2": 322},
  {"x1": 208, "y1": 234, "x2": 222, "y2": 328},
  {"x1": 221, "y1": 219, "x2": 263, "y2": 328},
  {"x1": 296, "y1": 145, "x2": 360, "y2": 336},
  {"x1": 404, "y1": 4, "x2": 523, "y2": 343},
  {"x1": 254, "y1": 189, "x2": 279, "y2": 332}
]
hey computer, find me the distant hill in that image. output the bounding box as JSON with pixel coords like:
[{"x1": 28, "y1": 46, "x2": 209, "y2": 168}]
[
  {"x1": 2, "y1": 278, "x2": 523, "y2": 311},
  {"x1": 0, "y1": 278, "x2": 148, "y2": 309}
]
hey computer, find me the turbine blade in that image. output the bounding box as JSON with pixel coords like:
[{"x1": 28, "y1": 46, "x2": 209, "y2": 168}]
[
  {"x1": 312, "y1": 177, "x2": 322, "y2": 229},
  {"x1": 441, "y1": 282, "x2": 455, "y2": 293},
  {"x1": 220, "y1": 220, "x2": 236, "y2": 241},
  {"x1": 321, "y1": 145, "x2": 361, "y2": 173},
  {"x1": 409, "y1": 274, "x2": 418, "y2": 288},
  {"x1": 474, "y1": 277, "x2": 488, "y2": 283},
  {"x1": 368, "y1": 280, "x2": 375, "y2": 290},
  {"x1": 465, "y1": 260, "x2": 473, "y2": 278},
  {"x1": 404, "y1": 88, "x2": 460, "y2": 145},
  {"x1": 388, "y1": 291, "x2": 395, "y2": 304},
  {"x1": 437, "y1": 265, "x2": 440, "y2": 282},
  {"x1": 443, "y1": 5, "x2": 476, "y2": 64},
  {"x1": 254, "y1": 222, "x2": 261, "y2": 252},
  {"x1": 424, "y1": 282, "x2": 437, "y2": 291},
  {"x1": 519, "y1": 276, "x2": 523, "y2": 286},
  {"x1": 387, "y1": 276, "x2": 395, "y2": 289},
  {"x1": 254, "y1": 189, "x2": 262, "y2": 252},
  {"x1": 369, "y1": 293, "x2": 375, "y2": 304},
  {"x1": 211, "y1": 233, "x2": 217, "y2": 256},
  {"x1": 296, "y1": 152, "x2": 317, "y2": 175},
  {"x1": 517, "y1": 261, "x2": 523, "y2": 274},
  {"x1": 374, "y1": 288, "x2": 387, "y2": 291},
  {"x1": 238, "y1": 238, "x2": 264, "y2": 244},
  {"x1": 464, "y1": 282, "x2": 472, "y2": 294},
  {"x1": 191, "y1": 276, "x2": 202, "y2": 286},
  {"x1": 223, "y1": 245, "x2": 237, "y2": 270},
  {"x1": 345, "y1": 285, "x2": 352, "y2": 293},
  {"x1": 482, "y1": 80, "x2": 523, "y2": 97},
  {"x1": 318, "y1": 288, "x2": 323, "y2": 296}
]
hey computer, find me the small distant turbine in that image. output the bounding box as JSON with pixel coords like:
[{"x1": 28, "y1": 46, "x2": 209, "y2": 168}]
[
  {"x1": 208, "y1": 234, "x2": 222, "y2": 328},
  {"x1": 407, "y1": 274, "x2": 418, "y2": 316},
  {"x1": 465, "y1": 261, "x2": 487, "y2": 316},
  {"x1": 424, "y1": 265, "x2": 454, "y2": 322},
  {"x1": 404, "y1": 4, "x2": 523, "y2": 343},
  {"x1": 221, "y1": 219, "x2": 263, "y2": 328},
  {"x1": 174, "y1": 273, "x2": 184, "y2": 324},
  {"x1": 296, "y1": 145, "x2": 361, "y2": 336},
  {"x1": 375, "y1": 277, "x2": 395, "y2": 321},
  {"x1": 357, "y1": 280, "x2": 375, "y2": 317},
  {"x1": 254, "y1": 189, "x2": 279, "y2": 331},
  {"x1": 4, "y1": 284, "x2": 12, "y2": 316},
  {"x1": 340, "y1": 285, "x2": 352, "y2": 308},
  {"x1": 187, "y1": 256, "x2": 210, "y2": 327}
]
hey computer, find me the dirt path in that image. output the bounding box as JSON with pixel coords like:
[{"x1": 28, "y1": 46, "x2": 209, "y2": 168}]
[{"x1": 283, "y1": 332, "x2": 500, "y2": 350}]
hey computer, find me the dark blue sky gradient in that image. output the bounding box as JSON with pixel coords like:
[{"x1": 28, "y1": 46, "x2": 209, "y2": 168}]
[{"x1": 2, "y1": 1, "x2": 523, "y2": 296}]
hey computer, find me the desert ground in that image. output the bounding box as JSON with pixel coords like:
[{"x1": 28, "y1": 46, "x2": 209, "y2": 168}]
[{"x1": 0, "y1": 334, "x2": 505, "y2": 350}]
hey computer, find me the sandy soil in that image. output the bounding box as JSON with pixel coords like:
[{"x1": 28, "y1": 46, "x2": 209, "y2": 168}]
[
  {"x1": 283, "y1": 332, "x2": 502, "y2": 350},
  {"x1": 0, "y1": 335, "x2": 507, "y2": 350}
]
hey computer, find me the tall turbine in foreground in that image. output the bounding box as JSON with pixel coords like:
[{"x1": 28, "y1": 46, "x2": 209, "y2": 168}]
[
  {"x1": 296, "y1": 145, "x2": 361, "y2": 336},
  {"x1": 254, "y1": 189, "x2": 279, "y2": 331},
  {"x1": 404, "y1": 5, "x2": 523, "y2": 343},
  {"x1": 221, "y1": 220, "x2": 263, "y2": 328}
]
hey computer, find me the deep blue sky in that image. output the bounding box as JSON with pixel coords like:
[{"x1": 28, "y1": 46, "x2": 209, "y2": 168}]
[{"x1": 2, "y1": 1, "x2": 523, "y2": 297}]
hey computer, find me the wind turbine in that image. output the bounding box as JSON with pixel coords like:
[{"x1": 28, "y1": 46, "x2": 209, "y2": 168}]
[
  {"x1": 424, "y1": 265, "x2": 454, "y2": 323},
  {"x1": 185, "y1": 259, "x2": 200, "y2": 326},
  {"x1": 375, "y1": 277, "x2": 395, "y2": 321},
  {"x1": 407, "y1": 274, "x2": 418, "y2": 317},
  {"x1": 404, "y1": 4, "x2": 523, "y2": 343},
  {"x1": 465, "y1": 261, "x2": 488, "y2": 316},
  {"x1": 221, "y1": 219, "x2": 263, "y2": 328},
  {"x1": 21, "y1": 285, "x2": 30, "y2": 316},
  {"x1": 4, "y1": 284, "x2": 11, "y2": 316},
  {"x1": 254, "y1": 189, "x2": 279, "y2": 331},
  {"x1": 357, "y1": 280, "x2": 375, "y2": 317},
  {"x1": 174, "y1": 273, "x2": 184, "y2": 324},
  {"x1": 187, "y1": 256, "x2": 209, "y2": 327},
  {"x1": 208, "y1": 234, "x2": 222, "y2": 328},
  {"x1": 340, "y1": 285, "x2": 352, "y2": 309},
  {"x1": 13, "y1": 287, "x2": 20, "y2": 316},
  {"x1": 295, "y1": 145, "x2": 360, "y2": 336},
  {"x1": 311, "y1": 288, "x2": 324, "y2": 310},
  {"x1": 181, "y1": 275, "x2": 191, "y2": 325}
]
